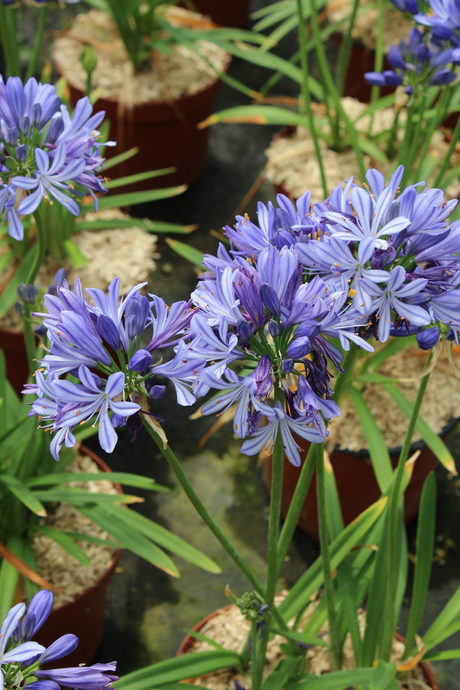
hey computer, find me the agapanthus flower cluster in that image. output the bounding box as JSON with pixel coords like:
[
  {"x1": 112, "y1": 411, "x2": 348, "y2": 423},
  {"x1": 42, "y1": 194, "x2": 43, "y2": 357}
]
[
  {"x1": 369, "y1": 0, "x2": 460, "y2": 91},
  {"x1": 0, "y1": 76, "x2": 109, "y2": 240},
  {"x1": 222, "y1": 166, "x2": 460, "y2": 347},
  {"x1": 173, "y1": 245, "x2": 375, "y2": 465},
  {"x1": 24, "y1": 277, "x2": 194, "y2": 459},
  {"x1": 0, "y1": 590, "x2": 117, "y2": 690}
]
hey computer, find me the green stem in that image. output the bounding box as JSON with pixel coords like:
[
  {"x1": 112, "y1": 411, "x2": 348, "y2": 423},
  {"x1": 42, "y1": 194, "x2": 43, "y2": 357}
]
[
  {"x1": 25, "y1": 6, "x2": 49, "y2": 80},
  {"x1": 411, "y1": 87, "x2": 451, "y2": 182},
  {"x1": 296, "y1": 0, "x2": 328, "y2": 198},
  {"x1": 307, "y1": 0, "x2": 366, "y2": 178},
  {"x1": 369, "y1": 0, "x2": 385, "y2": 109},
  {"x1": 316, "y1": 442, "x2": 342, "y2": 669},
  {"x1": 433, "y1": 113, "x2": 460, "y2": 188},
  {"x1": 142, "y1": 416, "x2": 267, "y2": 596},
  {"x1": 276, "y1": 345, "x2": 360, "y2": 573},
  {"x1": 379, "y1": 352, "x2": 433, "y2": 660},
  {"x1": 335, "y1": 0, "x2": 360, "y2": 98},
  {"x1": 401, "y1": 96, "x2": 427, "y2": 187},
  {"x1": 252, "y1": 432, "x2": 284, "y2": 690},
  {"x1": 22, "y1": 306, "x2": 36, "y2": 378},
  {"x1": 0, "y1": 4, "x2": 20, "y2": 77},
  {"x1": 27, "y1": 210, "x2": 47, "y2": 286}
]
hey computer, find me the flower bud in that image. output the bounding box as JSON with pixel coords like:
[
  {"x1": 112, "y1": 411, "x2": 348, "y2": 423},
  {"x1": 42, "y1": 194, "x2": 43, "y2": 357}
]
[
  {"x1": 416, "y1": 327, "x2": 440, "y2": 350},
  {"x1": 17, "y1": 282, "x2": 38, "y2": 304},
  {"x1": 260, "y1": 284, "x2": 281, "y2": 317},
  {"x1": 128, "y1": 349, "x2": 153, "y2": 373},
  {"x1": 15, "y1": 144, "x2": 26, "y2": 161},
  {"x1": 96, "y1": 315, "x2": 121, "y2": 350}
]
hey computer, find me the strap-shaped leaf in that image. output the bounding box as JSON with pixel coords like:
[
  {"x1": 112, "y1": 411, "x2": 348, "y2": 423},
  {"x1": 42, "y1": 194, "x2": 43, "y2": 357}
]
[
  {"x1": 36, "y1": 525, "x2": 91, "y2": 566},
  {"x1": 26, "y1": 472, "x2": 168, "y2": 491},
  {"x1": 347, "y1": 386, "x2": 393, "y2": 492},
  {"x1": 80, "y1": 504, "x2": 179, "y2": 577},
  {"x1": 423, "y1": 587, "x2": 460, "y2": 651},
  {"x1": 86, "y1": 501, "x2": 221, "y2": 574},
  {"x1": 105, "y1": 168, "x2": 175, "y2": 188},
  {"x1": 166, "y1": 239, "x2": 204, "y2": 269},
  {"x1": 287, "y1": 664, "x2": 392, "y2": 690},
  {"x1": 0, "y1": 243, "x2": 37, "y2": 318},
  {"x1": 383, "y1": 382, "x2": 457, "y2": 475},
  {"x1": 0, "y1": 539, "x2": 20, "y2": 621},
  {"x1": 31, "y1": 488, "x2": 141, "y2": 505},
  {"x1": 404, "y1": 472, "x2": 436, "y2": 655},
  {"x1": 98, "y1": 186, "x2": 186, "y2": 210},
  {"x1": 280, "y1": 497, "x2": 387, "y2": 621},
  {"x1": 0, "y1": 475, "x2": 47, "y2": 516},
  {"x1": 202, "y1": 104, "x2": 309, "y2": 128},
  {"x1": 115, "y1": 650, "x2": 241, "y2": 690}
]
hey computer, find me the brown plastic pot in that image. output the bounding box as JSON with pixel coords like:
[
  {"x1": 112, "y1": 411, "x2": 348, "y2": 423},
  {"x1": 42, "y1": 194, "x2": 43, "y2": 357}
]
[
  {"x1": 55, "y1": 55, "x2": 230, "y2": 191},
  {"x1": 184, "y1": 0, "x2": 251, "y2": 27},
  {"x1": 33, "y1": 446, "x2": 122, "y2": 666},
  {"x1": 263, "y1": 420, "x2": 457, "y2": 541},
  {"x1": 177, "y1": 606, "x2": 439, "y2": 688},
  {"x1": 0, "y1": 325, "x2": 30, "y2": 396}
]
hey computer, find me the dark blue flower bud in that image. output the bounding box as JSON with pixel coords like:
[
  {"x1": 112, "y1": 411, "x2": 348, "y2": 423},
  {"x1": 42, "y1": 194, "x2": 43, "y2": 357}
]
[
  {"x1": 146, "y1": 383, "x2": 166, "y2": 399},
  {"x1": 15, "y1": 144, "x2": 26, "y2": 161},
  {"x1": 96, "y1": 315, "x2": 121, "y2": 350},
  {"x1": 260, "y1": 284, "x2": 281, "y2": 317},
  {"x1": 268, "y1": 319, "x2": 280, "y2": 338},
  {"x1": 32, "y1": 103, "x2": 42, "y2": 128},
  {"x1": 281, "y1": 358, "x2": 294, "y2": 373},
  {"x1": 17, "y1": 282, "x2": 38, "y2": 303},
  {"x1": 430, "y1": 68, "x2": 456, "y2": 86},
  {"x1": 237, "y1": 320, "x2": 251, "y2": 345},
  {"x1": 128, "y1": 349, "x2": 153, "y2": 373},
  {"x1": 45, "y1": 116, "x2": 64, "y2": 144},
  {"x1": 34, "y1": 324, "x2": 46, "y2": 337},
  {"x1": 416, "y1": 327, "x2": 440, "y2": 350}
]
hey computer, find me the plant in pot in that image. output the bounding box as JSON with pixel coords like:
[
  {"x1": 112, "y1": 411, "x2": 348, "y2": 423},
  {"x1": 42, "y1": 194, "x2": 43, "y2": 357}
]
[
  {"x1": 24, "y1": 169, "x2": 460, "y2": 686},
  {"x1": 205, "y1": 0, "x2": 460, "y2": 202},
  {"x1": 51, "y1": 0, "x2": 269, "y2": 188},
  {"x1": 0, "y1": 589, "x2": 118, "y2": 690}
]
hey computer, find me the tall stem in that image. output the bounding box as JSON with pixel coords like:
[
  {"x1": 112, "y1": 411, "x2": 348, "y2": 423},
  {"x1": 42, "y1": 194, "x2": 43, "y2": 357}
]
[
  {"x1": 142, "y1": 415, "x2": 267, "y2": 597},
  {"x1": 316, "y1": 441, "x2": 342, "y2": 669},
  {"x1": 252, "y1": 432, "x2": 284, "y2": 690},
  {"x1": 27, "y1": 210, "x2": 47, "y2": 287},
  {"x1": 22, "y1": 306, "x2": 36, "y2": 377},
  {"x1": 25, "y1": 6, "x2": 49, "y2": 80},
  {"x1": 433, "y1": 114, "x2": 460, "y2": 188},
  {"x1": 296, "y1": 0, "x2": 328, "y2": 198},
  {"x1": 379, "y1": 352, "x2": 433, "y2": 659},
  {"x1": 276, "y1": 345, "x2": 360, "y2": 572}
]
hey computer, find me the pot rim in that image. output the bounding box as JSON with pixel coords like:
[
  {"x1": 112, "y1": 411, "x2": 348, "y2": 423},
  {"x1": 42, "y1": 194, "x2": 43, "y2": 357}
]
[{"x1": 177, "y1": 605, "x2": 439, "y2": 689}]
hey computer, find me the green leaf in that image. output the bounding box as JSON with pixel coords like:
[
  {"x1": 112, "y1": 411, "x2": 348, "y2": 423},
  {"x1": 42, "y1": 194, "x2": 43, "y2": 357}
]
[
  {"x1": 261, "y1": 657, "x2": 304, "y2": 689},
  {"x1": 360, "y1": 336, "x2": 416, "y2": 373},
  {"x1": 383, "y1": 383, "x2": 457, "y2": 475},
  {"x1": 269, "y1": 627, "x2": 326, "y2": 647},
  {"x1": 0, "y1": 244, "x2": 37, "y2": 318},
  {"x1": 115, "y1": 651, "x2": 240, "y2": 690},
  {"x1": 369, "y1": 661, "x2": 398, "y2": 690},
  {"x1": 279, "y1": 497, "x2": 387, "y2": 620},
  {"x1": 26, "y1": 472, "x2": 168, "y2": 491},
  {"x1": 63, "y1": 238, "x2": 87, "y2": 269},
  {"x1": 30, "y1": 489, "x2": 141, "y2": 505},
  {"x1": 347, "y1": 386, "x2": 393, "y2": 492},
  {"x1": 36, "y1": 525, "x2": 91, "y2": 566},
  {"x1": 356, "y1": 137, "x2": 389, "y2": 165},
  {"x1": 89, "y1": 502, "x2": 221, "y2": 574},
  {"x1": 423, "y1": 587, "x2": 460, "y2": 651},
  {"x1": 98, "y1": 187, "x2": 186, "y2": 210},
  {"x1": 80, "y1": 504, "x2": 180, "y2": 577},
  {"x1": 0, "y1": 475, "x2": 47, "y2": 516},
  {"x1": 425, "y1": 649, "x2": 460, "y2": 661},
  {"x1": 166, "y1": 239, "x2": 204, "y2": 268},
  {"x1": 101, "y1": 147, "x2": 139, "y2": 171},
  {"x1": 203, "y1": 104, "x2": 309, "y2": 128},
  {"x1": 105, "y1": 168, "x2": 175, "y2": 188},
  {"x1": 404, "y1": 472, "x2": 436, "y2": 654},
  {"x1": 288, "y1": 666, "x2": 379, "y2": 689},
  {"x1": 76, "y1": 217, "x2": 194, "y2": 234},
  {"x1": 0, "y1": 543, "x2": 19, "y2": 620}
]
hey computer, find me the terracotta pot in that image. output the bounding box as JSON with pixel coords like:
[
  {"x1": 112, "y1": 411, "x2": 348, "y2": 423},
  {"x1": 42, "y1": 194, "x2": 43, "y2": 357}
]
[
  {"x1": 33, "y1": 446, "x2": 122, "y2": 666},
  {"x1": 0, "y1": 325, "x2": 29, "y2": 396},
  {"x1": 184, "y1": 0, "x2": 251, "y2": 27},
  {"x1": 263, "y1": 419, "x2": 458, "y2": 541},
  {"x1": 177, "y1": 606, "x2": 439, "y2": 689},
  {"x1": 55, "y1": 55, "x2": 230, "y2": 191}
]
